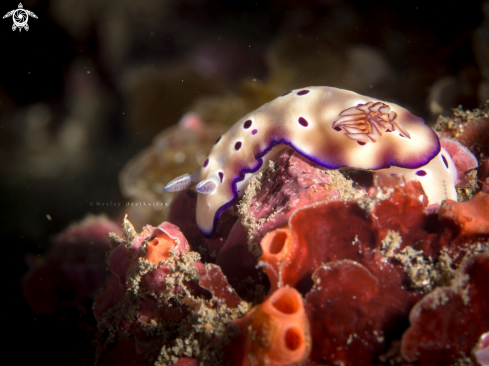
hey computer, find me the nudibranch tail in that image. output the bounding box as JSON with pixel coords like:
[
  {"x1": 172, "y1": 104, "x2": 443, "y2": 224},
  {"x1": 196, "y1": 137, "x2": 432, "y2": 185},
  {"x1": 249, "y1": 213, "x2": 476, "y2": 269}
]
[{"x1": 164, "y1": 86, "x2": 446, "y2": 237}]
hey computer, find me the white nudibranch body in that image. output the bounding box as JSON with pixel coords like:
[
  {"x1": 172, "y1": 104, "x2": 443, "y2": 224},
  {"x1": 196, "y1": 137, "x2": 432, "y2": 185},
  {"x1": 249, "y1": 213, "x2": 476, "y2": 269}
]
[{"x1": 164, "y1": 86, "x2": 459, "y2": 236}]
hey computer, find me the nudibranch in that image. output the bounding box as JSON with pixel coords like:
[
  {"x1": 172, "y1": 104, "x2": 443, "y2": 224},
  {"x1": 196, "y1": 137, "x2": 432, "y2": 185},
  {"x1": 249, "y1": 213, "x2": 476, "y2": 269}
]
[{"x1": 164, "y1": 86, "x2": 459, "y2": 236}]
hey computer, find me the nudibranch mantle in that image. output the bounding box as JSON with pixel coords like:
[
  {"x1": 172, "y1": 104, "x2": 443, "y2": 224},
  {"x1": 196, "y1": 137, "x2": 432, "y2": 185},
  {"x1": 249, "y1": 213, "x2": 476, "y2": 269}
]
[{"x1": 165, "y1": 86, "x2": 450, "y2": 237}]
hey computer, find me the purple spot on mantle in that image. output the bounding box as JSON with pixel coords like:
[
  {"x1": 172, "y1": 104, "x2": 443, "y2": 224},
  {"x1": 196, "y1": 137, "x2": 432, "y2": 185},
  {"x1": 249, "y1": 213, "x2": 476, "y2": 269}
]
[
  {"x1": 215, "y1": 136, "x2": 221, "y2": 144},
  {"x1": 252, "y1": 129, "x2": 258, "y2": 135},
  {"x1": 399, "y1": 134, "x2": 405, "y2": 138},
  {"x1": 297, "y1": 90, "x2": 310, "y2": 96},
  {"x1": 281, "y1": 91, "x2": 292, "y2": 97},
  {"x1": 243, "y1": 120, "x2": 252, "y2": 129},
  {"x1": 385, "y1": 129, "x2": 391, "y2": 133},
  {"x1": 203, "y1": 159, "x2": 209, "y2": 168},
  {"x1": 218, "y1": 172, "x2": 223, "y2": 182},
  {"x1": 298, "y1": 117, "x2": 308, "y2": 127},
  {"x1": 416, "y1": 170, "x2": 427, "y2": 176},
  {"x1": 334, "y1": 126, "x2": 342, "y2": 131},
  {"x1": 442, "y1": 154, "x2": 449, "y2": 168},
  {"x1": 357, "y1": 141, "x2": 366, "y2": 146},
  {"x1": 235, "y1": 141, "x2": 242, "y2": 151}
]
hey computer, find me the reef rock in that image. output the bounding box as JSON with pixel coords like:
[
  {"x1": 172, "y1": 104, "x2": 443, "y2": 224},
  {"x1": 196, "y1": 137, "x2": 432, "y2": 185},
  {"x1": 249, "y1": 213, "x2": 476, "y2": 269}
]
[{"x1": 93, "y1": 216, "x2": 250, "y2": 366}]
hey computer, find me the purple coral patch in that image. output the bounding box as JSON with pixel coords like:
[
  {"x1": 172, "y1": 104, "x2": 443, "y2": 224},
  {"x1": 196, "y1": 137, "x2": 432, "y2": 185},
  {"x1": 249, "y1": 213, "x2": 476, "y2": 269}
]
[
  {"x1": 243, "y1": 120, "x2": 252, "y2": 129},
  {"x1": 298, "y1": 117, "x2": 308, "y2": 127},
  {"x1": 297, "y1": 90, "x2": 310, "y2": 96},
  {"x1": 235, "y1": 141, "x2": 242, "y2": 151},
  {"x1": 203, "y1": 158, "x2": 209, "y2": 168},
  {"x1": 416, "y1": 170, "x2": 427, "y2": 176},
  {"x1": 252, "y1": 129, "x2": 258, "y2": 135}
]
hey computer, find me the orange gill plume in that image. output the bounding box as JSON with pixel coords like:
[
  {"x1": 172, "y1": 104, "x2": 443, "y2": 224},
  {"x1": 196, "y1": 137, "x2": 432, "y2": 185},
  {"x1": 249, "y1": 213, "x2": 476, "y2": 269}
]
[
  {"x1": 332, "y1": 101, "x2": 411, "y2": 144},
  {"x1": 244, "y1": 287, "x2": 311, "y2": 366}
]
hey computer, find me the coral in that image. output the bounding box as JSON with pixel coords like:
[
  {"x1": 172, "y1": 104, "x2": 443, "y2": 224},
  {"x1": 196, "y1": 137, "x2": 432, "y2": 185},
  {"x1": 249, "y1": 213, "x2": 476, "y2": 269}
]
[
  {"x1": 305, "y1": 260, "x2": 386, "y2": 365},
  {"x1": 95, "y1": 104, "x2": 489, "y2": 366},
  {"x1": 94, "y1": 161, "x2": 489, "y2": 366},
  {"x1": 401, "y1": 253, "x2": 489, "y2": 364},
  {"x1": 94, "y1": 216, "x2": 250, "y2": 366},
  {"x1": 434, "y1": 104, "x2": 489, "y2": 197},
  {"x1": 257, "y1": 177, "x2": 489, "y2": 365},
  {"x1": 439, "y1": 192, "x2": 489, "y2": 236},
  {"x1": 23, "y1": 215, "x2": 121, "y2": 315},
  {"x1": 237, "y1": 147, "x2": 362, "y2": 257}
]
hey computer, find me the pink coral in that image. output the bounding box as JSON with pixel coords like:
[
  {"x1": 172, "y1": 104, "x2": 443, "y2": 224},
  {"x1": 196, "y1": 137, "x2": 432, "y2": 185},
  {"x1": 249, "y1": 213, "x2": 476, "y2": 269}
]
[{"x1": 94, "y1": 216, "x2": 249, "y2": 366}]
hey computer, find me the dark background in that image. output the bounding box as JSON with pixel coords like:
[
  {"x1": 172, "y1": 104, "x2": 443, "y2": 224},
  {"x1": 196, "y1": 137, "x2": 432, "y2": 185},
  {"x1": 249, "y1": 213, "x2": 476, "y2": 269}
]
[{"x1": 1, "y1": 0, "x2": 487, "y2": 364}]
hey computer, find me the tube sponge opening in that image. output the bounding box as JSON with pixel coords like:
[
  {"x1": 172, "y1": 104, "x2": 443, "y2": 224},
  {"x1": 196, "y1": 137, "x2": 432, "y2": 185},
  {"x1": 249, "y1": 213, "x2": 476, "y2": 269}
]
[
  {"x1": 247, "y1": 287, "x2": 310, "y2": 366},
  {"x1": 271, "y1": 289, "x2": 301, "y2": 315}
]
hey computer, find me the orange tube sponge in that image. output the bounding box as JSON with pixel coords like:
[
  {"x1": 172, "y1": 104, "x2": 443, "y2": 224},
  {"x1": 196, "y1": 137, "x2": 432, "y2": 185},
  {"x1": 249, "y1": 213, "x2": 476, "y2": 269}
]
[
  {"x1": 246, "y1": 286, "x2": 310, "y2": 366},
  {"x1": 259, "y1": 227, "x2": 292, "y2": 292}
]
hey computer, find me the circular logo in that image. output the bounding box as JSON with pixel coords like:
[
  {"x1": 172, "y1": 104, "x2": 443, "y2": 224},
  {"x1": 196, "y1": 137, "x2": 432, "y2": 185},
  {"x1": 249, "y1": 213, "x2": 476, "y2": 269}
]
[{"x1": 12, "y1": 9, "x2": 28, "y2": 28}]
